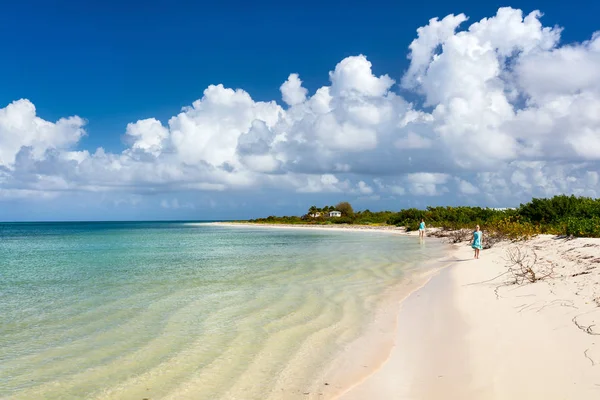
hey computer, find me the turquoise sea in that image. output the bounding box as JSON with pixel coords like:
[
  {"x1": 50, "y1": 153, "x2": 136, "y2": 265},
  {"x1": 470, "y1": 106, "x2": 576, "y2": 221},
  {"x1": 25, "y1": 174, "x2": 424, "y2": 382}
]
[{"x1": 0, "y1": 222, "x2": 447, "y2": 399}]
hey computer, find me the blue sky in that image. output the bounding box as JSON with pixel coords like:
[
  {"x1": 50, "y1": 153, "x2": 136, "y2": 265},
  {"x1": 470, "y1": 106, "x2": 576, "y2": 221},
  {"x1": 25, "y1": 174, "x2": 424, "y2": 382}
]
[{"x1": 1, "y1": 1, "x2": 599, "y2": 221}]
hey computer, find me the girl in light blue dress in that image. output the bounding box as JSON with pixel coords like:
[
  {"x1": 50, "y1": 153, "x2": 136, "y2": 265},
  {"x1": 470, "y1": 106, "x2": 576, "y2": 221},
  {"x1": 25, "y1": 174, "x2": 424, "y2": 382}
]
[
  {"x1": 418, "y1": 219, "x2": 426, "y2": 238},
  {"x1": 472, "y1": 225, "x2": 483, "y2": 259}
]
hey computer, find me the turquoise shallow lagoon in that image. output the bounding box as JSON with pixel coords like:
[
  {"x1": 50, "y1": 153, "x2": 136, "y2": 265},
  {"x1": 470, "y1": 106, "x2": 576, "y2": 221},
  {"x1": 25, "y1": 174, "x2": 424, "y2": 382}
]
[{"x1": 0, "y1": 222, "x2": 447, "y2": 399}]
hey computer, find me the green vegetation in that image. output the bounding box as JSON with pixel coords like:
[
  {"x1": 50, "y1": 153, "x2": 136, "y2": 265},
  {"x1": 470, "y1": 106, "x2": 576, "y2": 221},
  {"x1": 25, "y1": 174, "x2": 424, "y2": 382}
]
[
  {"x1": 335, "y1": 201, "x2": 354, "y2": 218},
  {"x1": 250, "y1": 202, "x2": 395, "y2": 225},
  {"x1": 247, "y1": 195, "x2": 600, "y2": 239},
  {"x1": 388, "y1": 195, "x2": 600, "y2": 239},
  {"x1": 250, "y1": 201, "x2": 395, "y2": 226}
]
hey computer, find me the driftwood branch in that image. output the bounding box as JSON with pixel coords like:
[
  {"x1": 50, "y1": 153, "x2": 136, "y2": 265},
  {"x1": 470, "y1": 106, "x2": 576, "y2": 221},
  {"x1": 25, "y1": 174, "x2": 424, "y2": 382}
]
[
  {"x1": 572, "y1": 315, "x2": 600, "y2": 336},
  {"x1": 504, "y1": 247, "x2": 554, "y2": 284},
  {"x1": 584, "y1": 349, "x2": 596, "y2": 366}
]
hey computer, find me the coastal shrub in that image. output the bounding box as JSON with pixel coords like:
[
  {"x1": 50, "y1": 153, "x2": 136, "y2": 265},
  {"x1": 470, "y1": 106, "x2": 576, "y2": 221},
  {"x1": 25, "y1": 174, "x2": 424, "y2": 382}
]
[
  {"x1": 354, "y1": 210, "x2": 395, "y2": 225},
  {"x1": 331, "y1": 216, "x2": 355, "y2": 224},
  {"x1": 387, "y1": 206, "x2": 511, "y2": 231},
  {"x1": 565, "y1": 217, "x2": 600, "y2": 238},
  {"x1": 387, "y1": 208, "x2": 425, "y2": 226},
  {"x1": 250, "y1": 215, "x2": 305, "y2": 224},
  {"x1": 518, "y1": 196, "x2": 574, "y2": 224},
  {"x1": 404, "y1": 220, "x2": 421, "y2": 232},
  {"x1": 537, "y1": 222, "x2": 563, "y2": 235},
  {"x1": 387, "y1": 197, "x2": 600, "y2": 239},
  {"x1": 518, "y1": 195, "x2": 600, "y2": 225},
  {"x1": 485, "y1": 217, "x2": 540, "y2": 241}
]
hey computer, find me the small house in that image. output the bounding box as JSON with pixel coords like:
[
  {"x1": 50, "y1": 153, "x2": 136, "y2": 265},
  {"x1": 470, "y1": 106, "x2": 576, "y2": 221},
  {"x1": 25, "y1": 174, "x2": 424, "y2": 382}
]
[
  {"x1": 309, "y1": 212, "x2": 321, "y2": 218},
  {"x1": 329, "y1": 211, "x2": 342, "y2": 217}
]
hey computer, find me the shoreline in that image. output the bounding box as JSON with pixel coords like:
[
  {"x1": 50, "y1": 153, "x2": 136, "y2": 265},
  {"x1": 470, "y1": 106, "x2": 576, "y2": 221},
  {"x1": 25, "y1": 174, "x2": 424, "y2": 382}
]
[
  {"x1": 324, "y1": 262, "x2": 455, "y2": 400},
  {"x1": 211, "y1": 221, "x2": 458, "y2": 399},
  {"x1": 340, "y1": 234, "x2": 600, "y2": 399},
  {"x1": 317, "y1": 254, "x2": 457, "y2": 400},
  {"x1": 210, "y1": 222, "x2": 600, "y2": 398}
]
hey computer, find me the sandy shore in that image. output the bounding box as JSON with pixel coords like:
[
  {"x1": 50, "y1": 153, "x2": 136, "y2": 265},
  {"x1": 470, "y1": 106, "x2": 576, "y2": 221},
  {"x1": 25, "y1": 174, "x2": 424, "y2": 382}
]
[
  {"x1": 340, "y1": 235, "x2": 600, "y2": 399},
  {"x1": 211, "y1": 223, "x2": 600, "y2": 398}
]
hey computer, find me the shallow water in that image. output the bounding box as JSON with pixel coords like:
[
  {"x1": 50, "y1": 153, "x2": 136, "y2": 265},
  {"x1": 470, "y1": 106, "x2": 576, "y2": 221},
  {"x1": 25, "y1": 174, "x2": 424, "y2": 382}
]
[{"x1": 0, "y1": 222, "x2": 446, "y2": 399}]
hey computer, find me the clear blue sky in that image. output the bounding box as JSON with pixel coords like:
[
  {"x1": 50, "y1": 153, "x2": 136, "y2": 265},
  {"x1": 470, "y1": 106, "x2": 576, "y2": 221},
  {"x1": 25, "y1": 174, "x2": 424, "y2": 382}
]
[{"x1": 1, "y1": 0, "x2": 598, "y2": 220}]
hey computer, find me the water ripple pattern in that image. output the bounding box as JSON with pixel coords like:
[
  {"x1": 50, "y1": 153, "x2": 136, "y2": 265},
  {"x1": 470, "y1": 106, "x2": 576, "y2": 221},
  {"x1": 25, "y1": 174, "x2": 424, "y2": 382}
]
[{"x1": 0, "y1": 222, "x2": 446, "y2": 399}]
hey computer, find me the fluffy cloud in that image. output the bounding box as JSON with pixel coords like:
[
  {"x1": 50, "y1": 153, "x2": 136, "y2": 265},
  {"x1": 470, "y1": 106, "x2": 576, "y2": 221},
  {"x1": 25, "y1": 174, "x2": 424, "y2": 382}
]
[
  {"x1": 125, "y1": 118, "x2": 169, "y2": 156},
  {"x1": 1, "y1": 7, "x2": 599, "y2": 213},
  {"x1": 280, "y1": 74, "x2": 308, "y2": 106},
  {"x1": 0, "y1": 99, "x2": 85, "y2": 167}
]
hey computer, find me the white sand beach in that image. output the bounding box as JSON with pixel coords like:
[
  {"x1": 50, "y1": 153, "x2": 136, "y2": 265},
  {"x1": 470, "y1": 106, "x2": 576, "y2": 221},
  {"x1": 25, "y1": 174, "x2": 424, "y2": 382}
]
[{"x1": 339, "y1": 234, "x2": 600, "y2": 400}]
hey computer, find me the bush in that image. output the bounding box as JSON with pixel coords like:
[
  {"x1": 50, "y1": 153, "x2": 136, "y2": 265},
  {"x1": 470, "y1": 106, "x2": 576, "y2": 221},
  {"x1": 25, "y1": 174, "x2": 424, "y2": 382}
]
[
  {"x1": 485, "y1": 217, "x2": 540, "y2": 241},
  {"x1": 354, "y1": 210, "x2": 395, "y2": 225},
  {"x1": 331, "y1": 216, "x2": 355, "y2": 224},
  {"x1": 388, "y1": 206, "x2": 511, "y2": 232},
  {"x1": 518, "y1": 195, "x2": 600, "y2": 225},
  {"x1": 565, "y1": 217, "x2": 600, "y2": 238},
  {"x1": 404, "y1": 220, "x2": 421, "y2": 232}
]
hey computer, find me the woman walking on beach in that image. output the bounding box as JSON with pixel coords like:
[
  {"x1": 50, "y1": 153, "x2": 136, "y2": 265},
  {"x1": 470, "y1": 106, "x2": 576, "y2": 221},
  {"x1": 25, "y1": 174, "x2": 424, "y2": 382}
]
[
  {"x1": 472, "y1": 225, "x2": 483, "y2": 259},
  {"x1": 418, "y1": 219, "x2": 426, "y2": 238}
]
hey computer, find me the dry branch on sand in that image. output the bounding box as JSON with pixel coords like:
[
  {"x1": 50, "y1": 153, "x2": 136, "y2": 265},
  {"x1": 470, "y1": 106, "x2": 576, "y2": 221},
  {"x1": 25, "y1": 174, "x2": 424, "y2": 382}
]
[
  {"x1": 467, "y1": 245, "x2": 555, "y2": 289},
  {"x1": 572, "y1": 314, "x2": 600, "y2": 336},
  {"x1": 482, "y1": 231, "x2": 506, "y2": 249},
  {"x1": 448, "y1": 229, "x2": 471, "y2": 243},
  {"x1": 503, "y1": 247, "x2": 554, "y2": 284},
  {"x1": 429, "y1": 228, "x2": 472, "y2": 243}
]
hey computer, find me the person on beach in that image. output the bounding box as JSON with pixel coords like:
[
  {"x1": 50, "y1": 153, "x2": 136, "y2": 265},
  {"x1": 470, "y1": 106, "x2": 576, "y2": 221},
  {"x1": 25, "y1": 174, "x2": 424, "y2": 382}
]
[
  {"x1": 418, "y1": 219, "x2": 426, "y2": 238},
  {"x1": 472, "y1": 225, "x2": 483, "y2": 259}
]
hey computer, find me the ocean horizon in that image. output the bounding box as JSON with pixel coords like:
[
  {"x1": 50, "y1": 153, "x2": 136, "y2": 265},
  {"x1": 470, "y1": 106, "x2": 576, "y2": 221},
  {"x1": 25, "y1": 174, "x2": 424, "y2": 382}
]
[{"x1": 1, "y1": 222, "x2": 447, "y2": 399}]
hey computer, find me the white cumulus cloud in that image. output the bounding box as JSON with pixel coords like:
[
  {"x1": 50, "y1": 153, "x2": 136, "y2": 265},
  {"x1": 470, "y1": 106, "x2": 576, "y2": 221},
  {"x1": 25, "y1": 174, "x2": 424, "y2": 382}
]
[
  {"x1": 280, "y1": 73, "x2": 308, "y2": 106},
  {"x1": 0, "y1": 99, "x2": 85, "y2": 167}
]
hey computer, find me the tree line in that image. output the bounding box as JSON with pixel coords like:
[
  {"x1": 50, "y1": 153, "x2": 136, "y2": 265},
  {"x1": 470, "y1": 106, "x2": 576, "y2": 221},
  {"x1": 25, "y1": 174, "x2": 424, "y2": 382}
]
[
  {"x1": 389, "y1": 195, "x2": 600, "y2": 238},
  {"x1": 247, "y1": 195, "x2": 600, "y2": 238}
]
